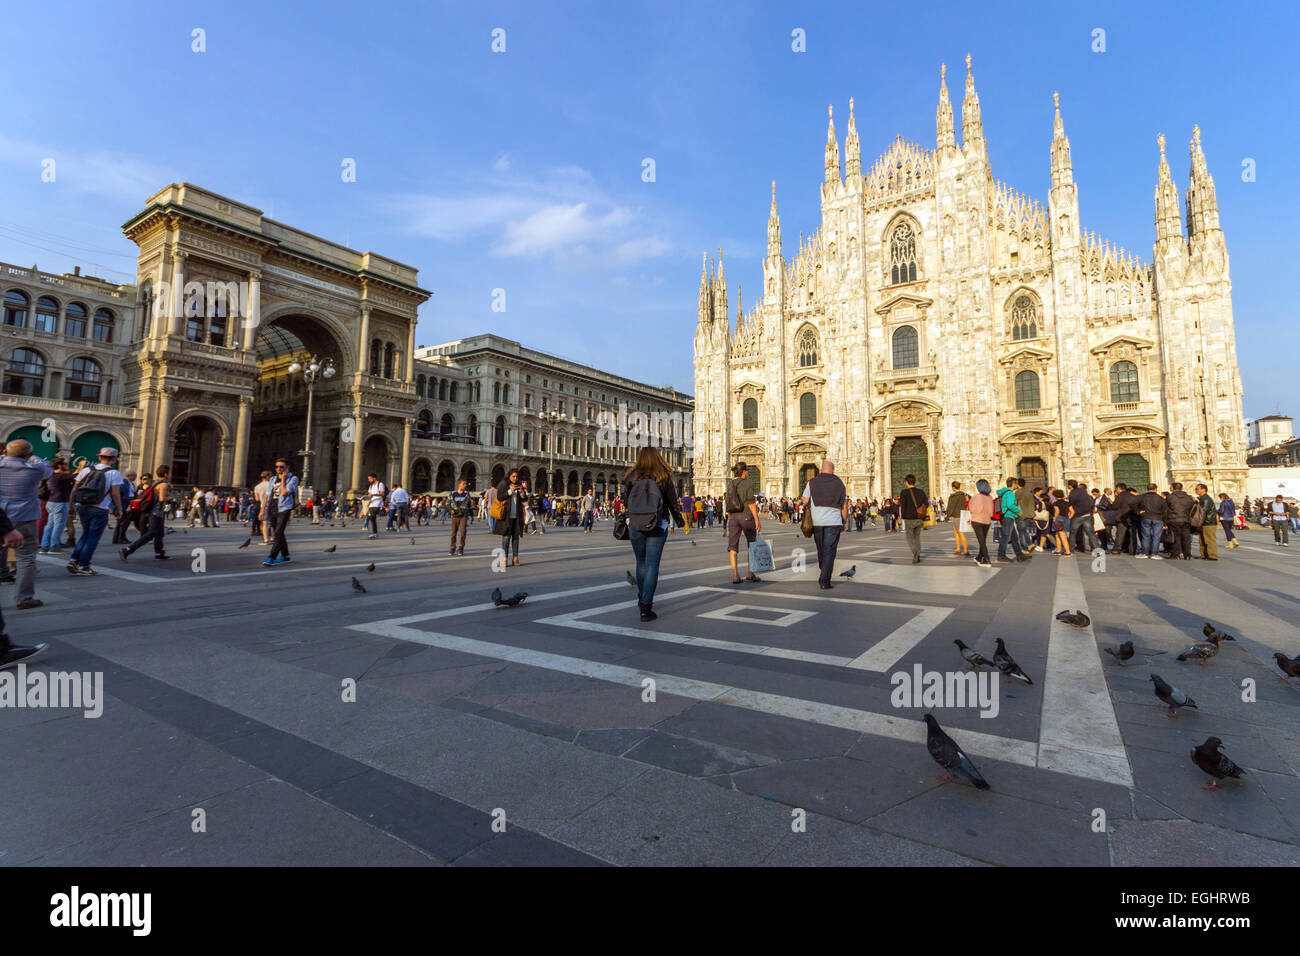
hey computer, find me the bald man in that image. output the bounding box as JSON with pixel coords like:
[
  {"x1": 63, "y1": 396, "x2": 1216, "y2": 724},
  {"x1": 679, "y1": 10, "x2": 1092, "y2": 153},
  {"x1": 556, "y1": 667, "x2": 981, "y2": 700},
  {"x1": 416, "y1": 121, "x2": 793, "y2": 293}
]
[
  {"x1": 801, "y1": 460, "x2": 848, "y2": 589},
  {"x1": 0, "y1": 439, "x2": 53, "y2": 609}
]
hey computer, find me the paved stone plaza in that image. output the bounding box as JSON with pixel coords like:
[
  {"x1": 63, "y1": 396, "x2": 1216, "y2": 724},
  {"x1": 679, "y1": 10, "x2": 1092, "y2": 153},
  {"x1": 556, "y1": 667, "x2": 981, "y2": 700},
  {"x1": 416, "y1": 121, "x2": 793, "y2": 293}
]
[{"x1": 3, "y1": 517, "x2": 1298, "y2": 866}]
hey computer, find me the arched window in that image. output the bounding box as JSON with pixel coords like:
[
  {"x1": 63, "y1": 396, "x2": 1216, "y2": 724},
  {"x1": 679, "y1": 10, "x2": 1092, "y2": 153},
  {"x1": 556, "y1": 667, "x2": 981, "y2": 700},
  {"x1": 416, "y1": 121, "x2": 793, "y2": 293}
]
[
  {"x1": 35, "y1": 297, "x2": 58, "y2": 334},
  {"x1": 369, "y1": 339, "x2": 382, "y2": 375},
  {"x1": 416, "y1": 409, "x2": 433, "y2": 437},
  {"x1": 502, "y1": 385, "x2": 511, "y2": 404},
  {"x1": 3, "y1": 290, "x2": 29, "y2": 328},
  {"x1": 799, "y1": 392, "x2": 817, "y2": 426},
  {"x1": 439, "y1": 379, "x2": 448, "y2": 401},
  {"x1": 3, "y1": 348, "x2": 44, "y2": 396},
  {"x1": 1014, "y1": 370, "x2": 1040, "y2": 410},
  {"x1": 795, "y1": 327, "x2": 819, "y2": 367},
  {"x1": 440, "y1": 413, "x2": 454, "y2": 438},
  {"x1": 66, "y1": 356, "x2": 103, "y2": 403},
  {"x1": 416, "y1": 375, "x2": 426, "y2": 398},
  {"x1": 892, "y1": 326, "x2": 919, "y2": 369},
  {"x1": 494, "y1": 415, "x2": 506, "y2": 447},
  {"x1": 889, "y1": 223, "x2": 918, "y2": 285},
  {"x1": 64, "y1": 302, "x2": 87, "y2": 338},
  {"x1": 468, "y1": 414, "x2": 478, "y2": 443},
  {"x1": 383, "y1": 342, "x2": 395, "y2": 378},
  {"x1": 449, "y1": 381, "x2": 459, "y2": 403},
  {"x1": 206, "y1": 298, "x2": 225, "y2": 346},
  {"x1": 742, "y1": 398, "x2": 758, "y2": 429},
  {"x1": 1110, "y1": 361, "x2": 1139, "y2": 403},
  {"x1": 1008, "y1": 294, "x2": 1039, "y2": 341},
  {"x1": 493, "y1": 382, "x2": 501, "y2": 404}
]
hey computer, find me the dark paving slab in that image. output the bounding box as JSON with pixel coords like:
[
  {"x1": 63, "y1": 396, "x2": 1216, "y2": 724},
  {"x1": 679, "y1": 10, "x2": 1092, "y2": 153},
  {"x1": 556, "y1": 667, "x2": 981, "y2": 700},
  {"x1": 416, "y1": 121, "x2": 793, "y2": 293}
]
[
  {"x1": 655, "y1": 700, "x2": 862, "y2": 761},
  {"x1": 574, "y1": 728, "x2": 652, "y2": 757},
  {"x1": 761, "y1": 814, "x2": 990, "y2": 866},
  {"x1": 622, "y1": 730, "x2": 775, "y2": 777},
  {"x1": 1110, "y1": 819, "x2": 1300, "y2": 866}
]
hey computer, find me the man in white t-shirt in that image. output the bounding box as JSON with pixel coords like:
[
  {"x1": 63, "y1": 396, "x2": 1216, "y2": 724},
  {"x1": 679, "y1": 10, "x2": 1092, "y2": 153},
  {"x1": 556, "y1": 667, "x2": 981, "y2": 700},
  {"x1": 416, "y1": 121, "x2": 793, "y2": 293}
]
[
  {"x1": 365, "y1": 473, "x2": 386, "y2": 539},
  {"x1": 800, "y1": 460, "x2": 849, "y2": 590},
  {"x1": 388, "y1": 483, "x2": 411, "y2": 531},
  {"x1": 253, "y1": 470, "x2": 273, "y2": 544},
  {"x1": 1270, "y1": 495, "x2": 1292, "y2": 546},
  {"x1": 67, "y1": 447, "x2": 124, "y2": 575}
]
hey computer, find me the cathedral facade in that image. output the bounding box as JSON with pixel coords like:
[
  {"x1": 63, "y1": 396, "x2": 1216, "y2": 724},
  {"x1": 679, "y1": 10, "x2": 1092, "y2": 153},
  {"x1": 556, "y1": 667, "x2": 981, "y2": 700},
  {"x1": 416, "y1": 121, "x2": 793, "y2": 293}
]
[{"x1": 692, "y1": 57, "x2": 1247, "y2": 501}]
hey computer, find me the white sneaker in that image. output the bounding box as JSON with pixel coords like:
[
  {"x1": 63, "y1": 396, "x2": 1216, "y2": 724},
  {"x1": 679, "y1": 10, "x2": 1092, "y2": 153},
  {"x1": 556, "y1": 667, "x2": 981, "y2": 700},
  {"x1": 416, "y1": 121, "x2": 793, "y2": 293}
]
[
  {"x1": 1135, "y1": 554, "x2": 1147, "y2": 559},
  {"x1": 1150, "y1": 554, "x2": 1164, "y2": 560}
]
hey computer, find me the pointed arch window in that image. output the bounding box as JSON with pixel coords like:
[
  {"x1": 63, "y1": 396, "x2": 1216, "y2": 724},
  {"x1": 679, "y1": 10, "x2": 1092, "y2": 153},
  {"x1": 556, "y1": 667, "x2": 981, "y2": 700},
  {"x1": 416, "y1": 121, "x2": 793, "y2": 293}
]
[
  {"x1": 1110, "y1": 361, "x2": 1139, "y2": 403},
  {"x1": 889, "y1": 223, "x2": 918, "y2": 285},
  {"x1": 795, "y1": 327, "x2": 819, "y2": 367},
  {"x1": 1009, "y1": 294, "x2": 1039, "y2": 341},
  {"x1": 742, "y1": 398, "x2": 758, "y2": 429},
  {"x1": 891, "y1": 326, "x2": 919, "y2": 369},
  {"x1": 1014, "y1": 370, "x2": 1040, "y2": 410}
]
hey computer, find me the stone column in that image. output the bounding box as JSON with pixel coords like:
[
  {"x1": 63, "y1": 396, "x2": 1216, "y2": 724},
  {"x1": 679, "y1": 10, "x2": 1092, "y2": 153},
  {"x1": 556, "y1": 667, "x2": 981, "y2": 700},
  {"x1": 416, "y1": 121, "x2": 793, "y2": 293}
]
[
  {"x1": 357, "y1": 304, "x2": 371, "y2": 375},
  {"x1": 153, "y1": 386, "x2": 175, "y2": 471},
  {"x1": 170, "y1": 249, "x2": 187, "y2": 338},
  {"x1": 348, "y1": 409, "x2": 367, "y2": 494},
  {"x1": 231, "y1": 395, "x2": 252, "y2": 488},
  {"x1": 400, "y1": 417, "x2": 413, "y2": 489},
  {"x1": 405, "y1": 322, "x2": 416, "y2": 384},
  {"x1": 218, "y1": 437, "x2": 232, "y2": 487},
  {"x1": 242, "y1": 270, "x2": 261, "y2": 351}
]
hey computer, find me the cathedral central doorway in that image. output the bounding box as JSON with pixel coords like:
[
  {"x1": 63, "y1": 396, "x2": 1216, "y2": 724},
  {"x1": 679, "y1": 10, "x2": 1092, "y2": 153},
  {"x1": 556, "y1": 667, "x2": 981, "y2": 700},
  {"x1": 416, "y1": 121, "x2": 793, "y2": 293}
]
[
  {"x1": 890, "y1": 437, "x2": 929, "y2": 496},
  {"x1": 1017, "y1": 457, "x2": 1048, "y2": 490},
  {"x1": 797, "y1": 463, "x2": 816, "y2": 493},
  {"x1": 1113, "y1": 453, "x2": 1150, "y2": 491}
]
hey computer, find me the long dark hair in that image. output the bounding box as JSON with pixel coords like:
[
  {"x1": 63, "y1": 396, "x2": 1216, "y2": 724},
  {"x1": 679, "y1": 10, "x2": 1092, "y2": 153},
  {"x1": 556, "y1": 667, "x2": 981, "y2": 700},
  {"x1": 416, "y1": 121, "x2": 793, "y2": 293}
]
[{"x1": 624, "y1": 447, "x2": 672, "y2": 485}]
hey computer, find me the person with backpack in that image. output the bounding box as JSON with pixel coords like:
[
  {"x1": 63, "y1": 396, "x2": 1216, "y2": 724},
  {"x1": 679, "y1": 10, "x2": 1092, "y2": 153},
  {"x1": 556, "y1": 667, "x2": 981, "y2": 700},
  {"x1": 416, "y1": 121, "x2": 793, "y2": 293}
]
[
  {"x1": 121, "y1": 466, "x2": 171, "y2": 561},
  {"x1": 67, "y1": 447, "x2": 124, "y2": 576},
  {"x1": 622, "y1": 447, "x2": 685, "y2": 621},
  {"x1": 110, "y1": 469, "x2": 138, "y2": 545},
  {"x1": 724, "y1": 461, "x2": 762, "y2": 584},
  {"x1": 897, "y1": 475, "x2": 929, "y2": 564},
  {"x1": 364, "y1": 473, "x2": 386, "y2": 539},
  {"x1": 494, "y1": 469, "x2": 526, "y2": 566},
  {"x1": 994, "y1": 477, "x2": 1029, "y2": 563}
]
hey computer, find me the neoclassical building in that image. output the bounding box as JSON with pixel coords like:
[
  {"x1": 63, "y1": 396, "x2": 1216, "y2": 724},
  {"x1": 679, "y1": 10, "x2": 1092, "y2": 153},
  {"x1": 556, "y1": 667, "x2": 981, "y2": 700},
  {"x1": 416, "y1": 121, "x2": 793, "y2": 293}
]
[{"x1": 693, "y1": 58, "x2": 1248, "y2": 500}]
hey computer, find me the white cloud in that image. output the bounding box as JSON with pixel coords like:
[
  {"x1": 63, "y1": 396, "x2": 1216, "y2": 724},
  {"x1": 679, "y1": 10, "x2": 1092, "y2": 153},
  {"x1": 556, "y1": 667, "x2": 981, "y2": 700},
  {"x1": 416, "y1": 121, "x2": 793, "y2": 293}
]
[
  {"x1": 0, "y1": 134, "x2": 173, "y2": 205},
  {"x1": 612, "y1": 237, "x2": 672, "y2": 262},
  {"x1": 496, "y1": 202, "x2": 634, "y2": 256}
]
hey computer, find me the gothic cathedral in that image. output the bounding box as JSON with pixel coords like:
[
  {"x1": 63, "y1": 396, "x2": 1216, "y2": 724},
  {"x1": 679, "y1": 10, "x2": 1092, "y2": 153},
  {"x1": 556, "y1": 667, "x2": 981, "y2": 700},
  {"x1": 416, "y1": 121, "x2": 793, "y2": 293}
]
[{"x1": 692, "y1": 57, "x2": 1247, "y2": 500}]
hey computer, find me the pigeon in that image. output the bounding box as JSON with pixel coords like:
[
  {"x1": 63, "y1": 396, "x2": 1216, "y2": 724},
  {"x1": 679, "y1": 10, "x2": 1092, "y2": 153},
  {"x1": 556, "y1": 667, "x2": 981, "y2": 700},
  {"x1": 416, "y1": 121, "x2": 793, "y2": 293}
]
[
  {"x1": 954, "y1": 639, "x2": 995, "y2": 671},
  {"x1": 324, "y1": 545, "x2": 337, "y2": 553},
  {"x1": 1191, "y1": 736, "x2": 1246, "y2": 790},
  {"x1": 1203, "y1": 622, "x2": 1236, "y2": 643},
  {"x1": 993, "y1": 638, "x2": 1033, "y2": 685},
  {"x1": 238, "y1": 537, "x2": 251, "y2": 549},
  {"x1": 690, "y1": 539, "x2": 697, "y2": 547},
  {"x1": 340, "y1": 521, "x2": 347, "y2": 529},
  {"x1": 351, "y1": 577, "x2": 367, "y2": 593},
  {"x1": 366, "y1": 562, "x2": 376, "y2": 573},
  {"x1": 1150, "y1": 673, "x2": 1197, "y2": 717},
  {"x1": 1177, "y1": 641, "x2": 1219, "y2": 665},
  {"x1": 626, "y1": 570, "x2": 637, "y2": 587},
  {"x1": 923, "y1": 714, "x2": 990, "y2": 790},
  {"x1": 1273, "y1": 652, "x2": 1300, "y2": 682},
  {"x1": 1105, "y1": 641, "x2": 1135, "y2": 665},
  {"x1": 491, "y1": 587, "x2": 527, "y2": 608},
  {"x1": 840, "y1": 565, "x2": 857, "y2": 578},
  {"x1": 1055, "y1": 609, "x2": 1090, "y2": 629},
  {"x1": 411, "y1": 537, "x2": 416, "y2": 545}
]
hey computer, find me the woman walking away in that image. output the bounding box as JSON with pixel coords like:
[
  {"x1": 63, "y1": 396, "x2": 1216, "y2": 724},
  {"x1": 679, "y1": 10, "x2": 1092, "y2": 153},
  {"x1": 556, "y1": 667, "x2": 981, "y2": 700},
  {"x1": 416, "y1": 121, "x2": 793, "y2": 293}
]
[
  {"x1": 724, "y1": 461, "x2": 762, "y2": 584},
  {"x1": 622, "y1": 447, "x2": 685, "y2": 622},
  {"x1": 1051, "y1": 488, "x2": 1073, "y2": 556},
  {"x1": 1217, "y1": 493, "x2": 1238, "y2": 549},
  {"x1": 494, "y1": 468, "x2": 526, "y2": 566},
  {"x1": 947, "y1": 481, "x2": 969, "y2": 556},
  {"x1": 968, "y1": 480, "x2": 995, "y2": 567}
]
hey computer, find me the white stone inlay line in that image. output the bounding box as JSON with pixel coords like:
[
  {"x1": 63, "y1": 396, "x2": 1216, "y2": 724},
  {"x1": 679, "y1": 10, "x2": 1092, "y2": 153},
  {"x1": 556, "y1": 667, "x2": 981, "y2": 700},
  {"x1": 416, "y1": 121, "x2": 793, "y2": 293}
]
[
  {"x1": 697, "y1": 604, "x2": 817, "y2": 628},
  {"x1": 1037, "y1": 556, "x2": 1134, "y2": 787}
]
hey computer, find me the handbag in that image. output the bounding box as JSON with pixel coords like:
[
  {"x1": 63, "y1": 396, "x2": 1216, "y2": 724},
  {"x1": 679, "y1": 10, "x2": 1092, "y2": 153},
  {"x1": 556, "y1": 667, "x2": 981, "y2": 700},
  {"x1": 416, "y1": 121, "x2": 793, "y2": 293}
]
[
  {"x1": 748, "y1": 537, "x2": 775, "y2": 573},
  {"x1": 612, "y1": 511, "x2": 629, "y2": 540},
  {"x1": 489, "y1": 494, "x2": 506, "y2": 521},
  {"x1": 958, "y1": 509, "x2": 972, "y2": 533},
  {"x1": 800, "y1": 488, "x2": 816, "y2": 538},
  {"x1": 1092, "y1": 512, "x2": 1106, "y2": 532}
]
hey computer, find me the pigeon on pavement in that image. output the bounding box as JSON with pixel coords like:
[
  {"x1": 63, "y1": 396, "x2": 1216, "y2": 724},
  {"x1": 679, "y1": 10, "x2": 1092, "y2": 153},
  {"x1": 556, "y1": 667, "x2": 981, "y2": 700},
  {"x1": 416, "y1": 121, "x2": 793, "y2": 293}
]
[
  {"x1": 491, "y1": 587, "x2": 528, "y2": 608},
  {"x1": 1203, "y1": 622, "x2": 1236, "y2": 643},
  {"x1": 1273, "y1": 652, "x2": 1300, "y2": 682},
  {"x1": 1104, "y1": 641, "x2": 1135, "y2": 665},
  {"x1": 366, "y1": 562, "x2": 376, "y2": 573},
  {"x1": 954, "y1": 639, "x2": 994, "y2": 671},
  {"x1": 840, "y1": 565, "x2": 857, "y2": 578},
  {"x1": 993, "y1": 638, "x2": 1033, "y2": 685},
  {"x1": 1191, "y1": 736, "x2": 1246, "y2": 790},
  {"x1": 411, "y1": 537, "x2": 416, "y2": 545},
  {"x1": 351, "y1": 577, "x2": 367, "y2": 593},
  {"x1": 1177, "y1": 641, "x2": 1219, "y2": 665},
  {"x1": 238, "y1": 537, "x2": 251, "y2": 549},
  {"x1": 1055, "y1": 609, "x2": 1090, "y2": 629},
  {"x1": 1150, "y1": 673, "x2": 1197, "y2": 717},
  {"x1": 324, "y1": 545, "x2": 337, "y2": 553},
  {"x1": 923, "y1": 714, "x2": 990, "y2": 790}
]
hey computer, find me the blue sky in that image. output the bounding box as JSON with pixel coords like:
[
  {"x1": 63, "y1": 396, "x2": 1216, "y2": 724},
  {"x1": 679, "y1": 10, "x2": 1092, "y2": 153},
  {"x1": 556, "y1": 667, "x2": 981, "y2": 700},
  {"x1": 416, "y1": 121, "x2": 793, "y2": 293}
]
[{"x1": 2, "y1": 0, "x2": 1295, "y2": 417}]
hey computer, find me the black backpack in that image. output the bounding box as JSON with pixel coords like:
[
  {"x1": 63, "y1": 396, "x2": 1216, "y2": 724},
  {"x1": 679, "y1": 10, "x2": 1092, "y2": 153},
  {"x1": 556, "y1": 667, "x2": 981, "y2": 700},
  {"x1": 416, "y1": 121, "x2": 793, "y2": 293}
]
[
  {"x1": 625, "y1": 478, "x2": 664, "y2": 532},
  {"x1": 72, "y1": 466, "x2": 109, "y2": 506}
]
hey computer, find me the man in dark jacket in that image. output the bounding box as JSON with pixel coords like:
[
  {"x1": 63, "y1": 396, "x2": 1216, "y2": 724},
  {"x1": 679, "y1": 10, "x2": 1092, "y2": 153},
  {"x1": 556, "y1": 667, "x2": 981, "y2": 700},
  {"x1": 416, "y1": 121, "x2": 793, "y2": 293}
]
[
  {"x1": 1111, "y1": 484, "x2": 1139, "y2": 555},
  {"x1": 1194, "y1": 483, "x2": 1218, "y2": 560},
  {"x1": 1136, "y1": 483, "x2": 1167, "y2": 559},
  {"x1": 1164, "y1": 482, "x2": 1196, "y2": 560}
]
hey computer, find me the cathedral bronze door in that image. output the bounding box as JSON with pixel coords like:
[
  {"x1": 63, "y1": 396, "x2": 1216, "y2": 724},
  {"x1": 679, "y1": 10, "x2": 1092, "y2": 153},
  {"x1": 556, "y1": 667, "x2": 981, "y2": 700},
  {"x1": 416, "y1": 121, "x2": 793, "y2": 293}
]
[
  {"x1": 1017, "y1": 457, "x2": 1048, "y2": 489},
  {"x1": 890, "y1": 437, "x2": 929, "y2": 495},
  {"x1": 797, "y1": 463, "x2": 817, "y2": 491},
  {"x1": 1113, "y1": 453, "x2": 1150, "y2": 491}
]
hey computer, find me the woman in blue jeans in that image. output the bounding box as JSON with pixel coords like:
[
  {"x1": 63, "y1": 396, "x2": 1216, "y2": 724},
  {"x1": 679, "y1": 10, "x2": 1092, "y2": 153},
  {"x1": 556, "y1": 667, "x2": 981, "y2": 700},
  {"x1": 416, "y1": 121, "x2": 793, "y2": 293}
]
[{"x1": 621, "y1": 447, "x2": 685, "y2": 622}]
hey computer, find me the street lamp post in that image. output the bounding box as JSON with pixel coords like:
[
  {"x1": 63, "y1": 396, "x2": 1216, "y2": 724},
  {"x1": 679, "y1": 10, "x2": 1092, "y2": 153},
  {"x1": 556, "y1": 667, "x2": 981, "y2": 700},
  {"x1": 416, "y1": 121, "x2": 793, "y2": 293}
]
[{"x1": 288, "y1": 354, "x2": 336, "y2": 523}]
